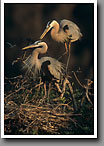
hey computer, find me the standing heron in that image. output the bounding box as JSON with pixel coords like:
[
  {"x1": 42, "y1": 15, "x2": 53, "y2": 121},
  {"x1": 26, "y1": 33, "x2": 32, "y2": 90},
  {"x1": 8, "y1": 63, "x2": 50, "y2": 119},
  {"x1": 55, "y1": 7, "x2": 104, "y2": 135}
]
[
  {"x1": 40, "y1": 19, "x2": 82, "y2": 74},
  {"x1": 22, "y1": 40, "x2": 64, "y2": 98}
]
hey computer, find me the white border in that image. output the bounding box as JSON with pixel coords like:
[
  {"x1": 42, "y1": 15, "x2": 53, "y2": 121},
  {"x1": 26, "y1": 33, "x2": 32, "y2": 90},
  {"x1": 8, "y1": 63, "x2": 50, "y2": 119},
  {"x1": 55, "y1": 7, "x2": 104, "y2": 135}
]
[{"x1": 1, "y1": 0, "x2": 97, "y2": 138}]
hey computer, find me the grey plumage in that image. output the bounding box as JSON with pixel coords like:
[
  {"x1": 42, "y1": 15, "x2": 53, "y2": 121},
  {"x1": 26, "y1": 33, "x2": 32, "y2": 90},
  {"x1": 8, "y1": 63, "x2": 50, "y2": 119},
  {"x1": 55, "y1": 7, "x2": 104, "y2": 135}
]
[{"x1": 60, "y1": 19, "x2": 82, "y2": 42}]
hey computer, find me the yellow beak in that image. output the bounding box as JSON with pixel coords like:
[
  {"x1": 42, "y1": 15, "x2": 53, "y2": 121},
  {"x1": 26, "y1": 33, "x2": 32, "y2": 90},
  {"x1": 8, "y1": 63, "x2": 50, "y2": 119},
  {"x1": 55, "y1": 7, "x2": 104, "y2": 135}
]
[
  {"x1": 22, "y1": 44, "x2": 37, "y2": 50},
  {"x1": 40, "y1": 27, "x2": 51, "y2": 39}
]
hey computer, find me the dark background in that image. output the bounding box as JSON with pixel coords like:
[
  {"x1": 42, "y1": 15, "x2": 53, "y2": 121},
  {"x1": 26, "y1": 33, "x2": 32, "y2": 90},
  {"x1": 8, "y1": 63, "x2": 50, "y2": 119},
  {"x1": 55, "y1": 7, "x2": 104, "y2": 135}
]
[
  {"x1": 2, "y1": 0, "x2": 104, "y2": 145},
  {"x1": 4, "y1": 3, "x2": 94, "y2": 83}
]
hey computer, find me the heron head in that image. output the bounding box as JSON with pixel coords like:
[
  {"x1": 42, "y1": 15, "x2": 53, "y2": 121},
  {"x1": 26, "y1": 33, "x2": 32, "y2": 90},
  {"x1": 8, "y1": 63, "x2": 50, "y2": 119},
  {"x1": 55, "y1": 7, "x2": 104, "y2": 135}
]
[
  {"x1": 22, "y1": 40, "x2": 42, "y2": 50},
  {"x1": 40, "y1": 20, "x2": 56, "y2": 39},
  {"x1": 22, "y1": 40, "x2": 48, "y2": 54}
]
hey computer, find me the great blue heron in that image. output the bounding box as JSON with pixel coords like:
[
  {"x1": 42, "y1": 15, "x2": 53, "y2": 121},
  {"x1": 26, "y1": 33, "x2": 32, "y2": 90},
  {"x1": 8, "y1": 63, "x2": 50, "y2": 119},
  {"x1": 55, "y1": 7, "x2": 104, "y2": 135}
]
[
  {"x1": 40, "y1": 19, "x2": 82, "y2": 74},
  {"x1": 22, "y1": 41, "x2": 64, "y2": 98}
]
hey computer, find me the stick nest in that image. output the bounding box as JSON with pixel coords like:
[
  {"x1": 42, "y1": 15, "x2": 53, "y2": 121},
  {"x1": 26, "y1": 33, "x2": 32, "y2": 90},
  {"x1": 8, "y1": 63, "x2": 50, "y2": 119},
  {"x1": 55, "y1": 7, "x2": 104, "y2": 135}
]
[{"x1": 4, "y1": 75, "x2": 80, "y2": 135}]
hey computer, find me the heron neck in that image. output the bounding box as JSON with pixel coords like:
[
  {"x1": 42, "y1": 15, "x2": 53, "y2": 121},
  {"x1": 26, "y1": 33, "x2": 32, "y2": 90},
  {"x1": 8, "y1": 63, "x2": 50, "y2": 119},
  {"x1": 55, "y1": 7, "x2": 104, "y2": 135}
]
[
  {"x1": 31, "y1": 50, "x2": 40, "y2": 67},
  {"x1": 51, "y1": 22, "x2": 60, "y2": 42},
  {"x1": 32, "y1": 50, "x2": 39, "y2": 60},
  {"x1": 32, "y1": 46, "x2": 47, "y2": 69}
]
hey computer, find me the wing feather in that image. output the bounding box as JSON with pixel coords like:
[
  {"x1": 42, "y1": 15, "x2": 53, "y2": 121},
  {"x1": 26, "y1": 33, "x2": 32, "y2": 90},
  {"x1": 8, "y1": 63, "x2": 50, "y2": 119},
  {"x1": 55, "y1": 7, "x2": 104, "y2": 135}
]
[
  {"x1": 40, "y1": 57, "x2": 65, "y2": 80},
  {"x1": 60, "y1": 19, "x2": 82, "y2": 42}
]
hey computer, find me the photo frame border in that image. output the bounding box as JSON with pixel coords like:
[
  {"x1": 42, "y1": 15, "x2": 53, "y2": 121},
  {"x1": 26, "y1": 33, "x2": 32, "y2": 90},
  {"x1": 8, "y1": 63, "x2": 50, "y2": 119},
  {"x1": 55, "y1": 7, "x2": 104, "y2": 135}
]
[{"x1": 1, "y1": 0, "x2": 97, "y2": 138}]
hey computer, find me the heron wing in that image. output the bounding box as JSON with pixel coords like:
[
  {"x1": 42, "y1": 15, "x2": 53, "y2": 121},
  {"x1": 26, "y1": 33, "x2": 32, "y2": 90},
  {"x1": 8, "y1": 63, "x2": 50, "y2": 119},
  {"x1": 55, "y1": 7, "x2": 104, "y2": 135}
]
[
  {"x1": 60, "y1": 19, "x2": 82, "y2": 42},
  {"x1": 41, "y1": 60, "x2": 55, "y2": 82},
  {"x1": 40, "y1": 57, "x2": 64, "y2": 80}
]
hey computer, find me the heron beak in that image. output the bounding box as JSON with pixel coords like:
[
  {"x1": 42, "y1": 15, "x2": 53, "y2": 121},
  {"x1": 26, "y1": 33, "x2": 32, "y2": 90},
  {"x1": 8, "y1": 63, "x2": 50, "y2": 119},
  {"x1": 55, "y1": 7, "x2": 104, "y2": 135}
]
[
  {"x1": 22, "y1": 44, "x2": 37, "y2": 50},
  {"x1": 40, "y1": 26, "x2": 51, "y2": 39}
]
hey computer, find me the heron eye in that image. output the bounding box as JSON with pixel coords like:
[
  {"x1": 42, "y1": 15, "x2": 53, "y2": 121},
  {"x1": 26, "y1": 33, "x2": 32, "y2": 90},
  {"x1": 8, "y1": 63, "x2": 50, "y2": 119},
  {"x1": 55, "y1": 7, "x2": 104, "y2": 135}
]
[
  {"x1": 47, "y1": 21, "x2": 51, "y2": 25},
  {"x1": 46, "y1": 25, "x2": 50, "y2": 28},
  {"x1": 63, "y1": 25, "x2": 69, "y2": 32},
  {"x1": 39, "y1": 45, "x2": 43, "y2": 48},
  {"x1": 34, "y1": 40, "x2": 42, "y2": 45},
  {"x1": 46, "y1": 21, "x2": 51, "y2": 28}
]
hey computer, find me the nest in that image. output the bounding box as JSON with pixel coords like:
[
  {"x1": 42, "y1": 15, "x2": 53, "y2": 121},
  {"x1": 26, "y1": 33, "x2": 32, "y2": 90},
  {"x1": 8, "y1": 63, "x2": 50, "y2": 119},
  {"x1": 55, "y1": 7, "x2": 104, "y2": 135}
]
[
  {"x1": 5, "y1": 101, "x2": 80, "y2": 134},
  {"x1": 4, "y1": 75, "x2": 81, "y2": 135}
]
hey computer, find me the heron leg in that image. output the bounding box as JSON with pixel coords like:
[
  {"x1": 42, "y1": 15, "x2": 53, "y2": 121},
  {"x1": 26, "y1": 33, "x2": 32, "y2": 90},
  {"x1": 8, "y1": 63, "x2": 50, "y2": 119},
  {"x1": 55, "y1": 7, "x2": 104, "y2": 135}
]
[
  {"x1": 66, "y1": 42, "x2": 71, "y2": 75},
  {"x1": 65, "y1": 42, "x2": 68, "y2": 53},
  {"x1": 52, "y1": 82, "x2": 62, "y2": 102},
  {"x1": 60, "y1": 78, "x2": 67, "y2": 99},
  {"x1": 58, "y1": 51, "x2": 68, "y2": 60},
  {"x1": 43, "y1": 82, "x2": 47, "y2": 99},
  {"x1": 58, "y1": 42, "x2": 68, "y2": 60},
  {"x1": 35, "y1": 81, "x2": 43, "y2": 97},
  {"x1": 38, "y1": 82, "x2": 47, "y2": 105},
  {"x1": 47, "y1": 83, "x2": 51, "y2": 98}
]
